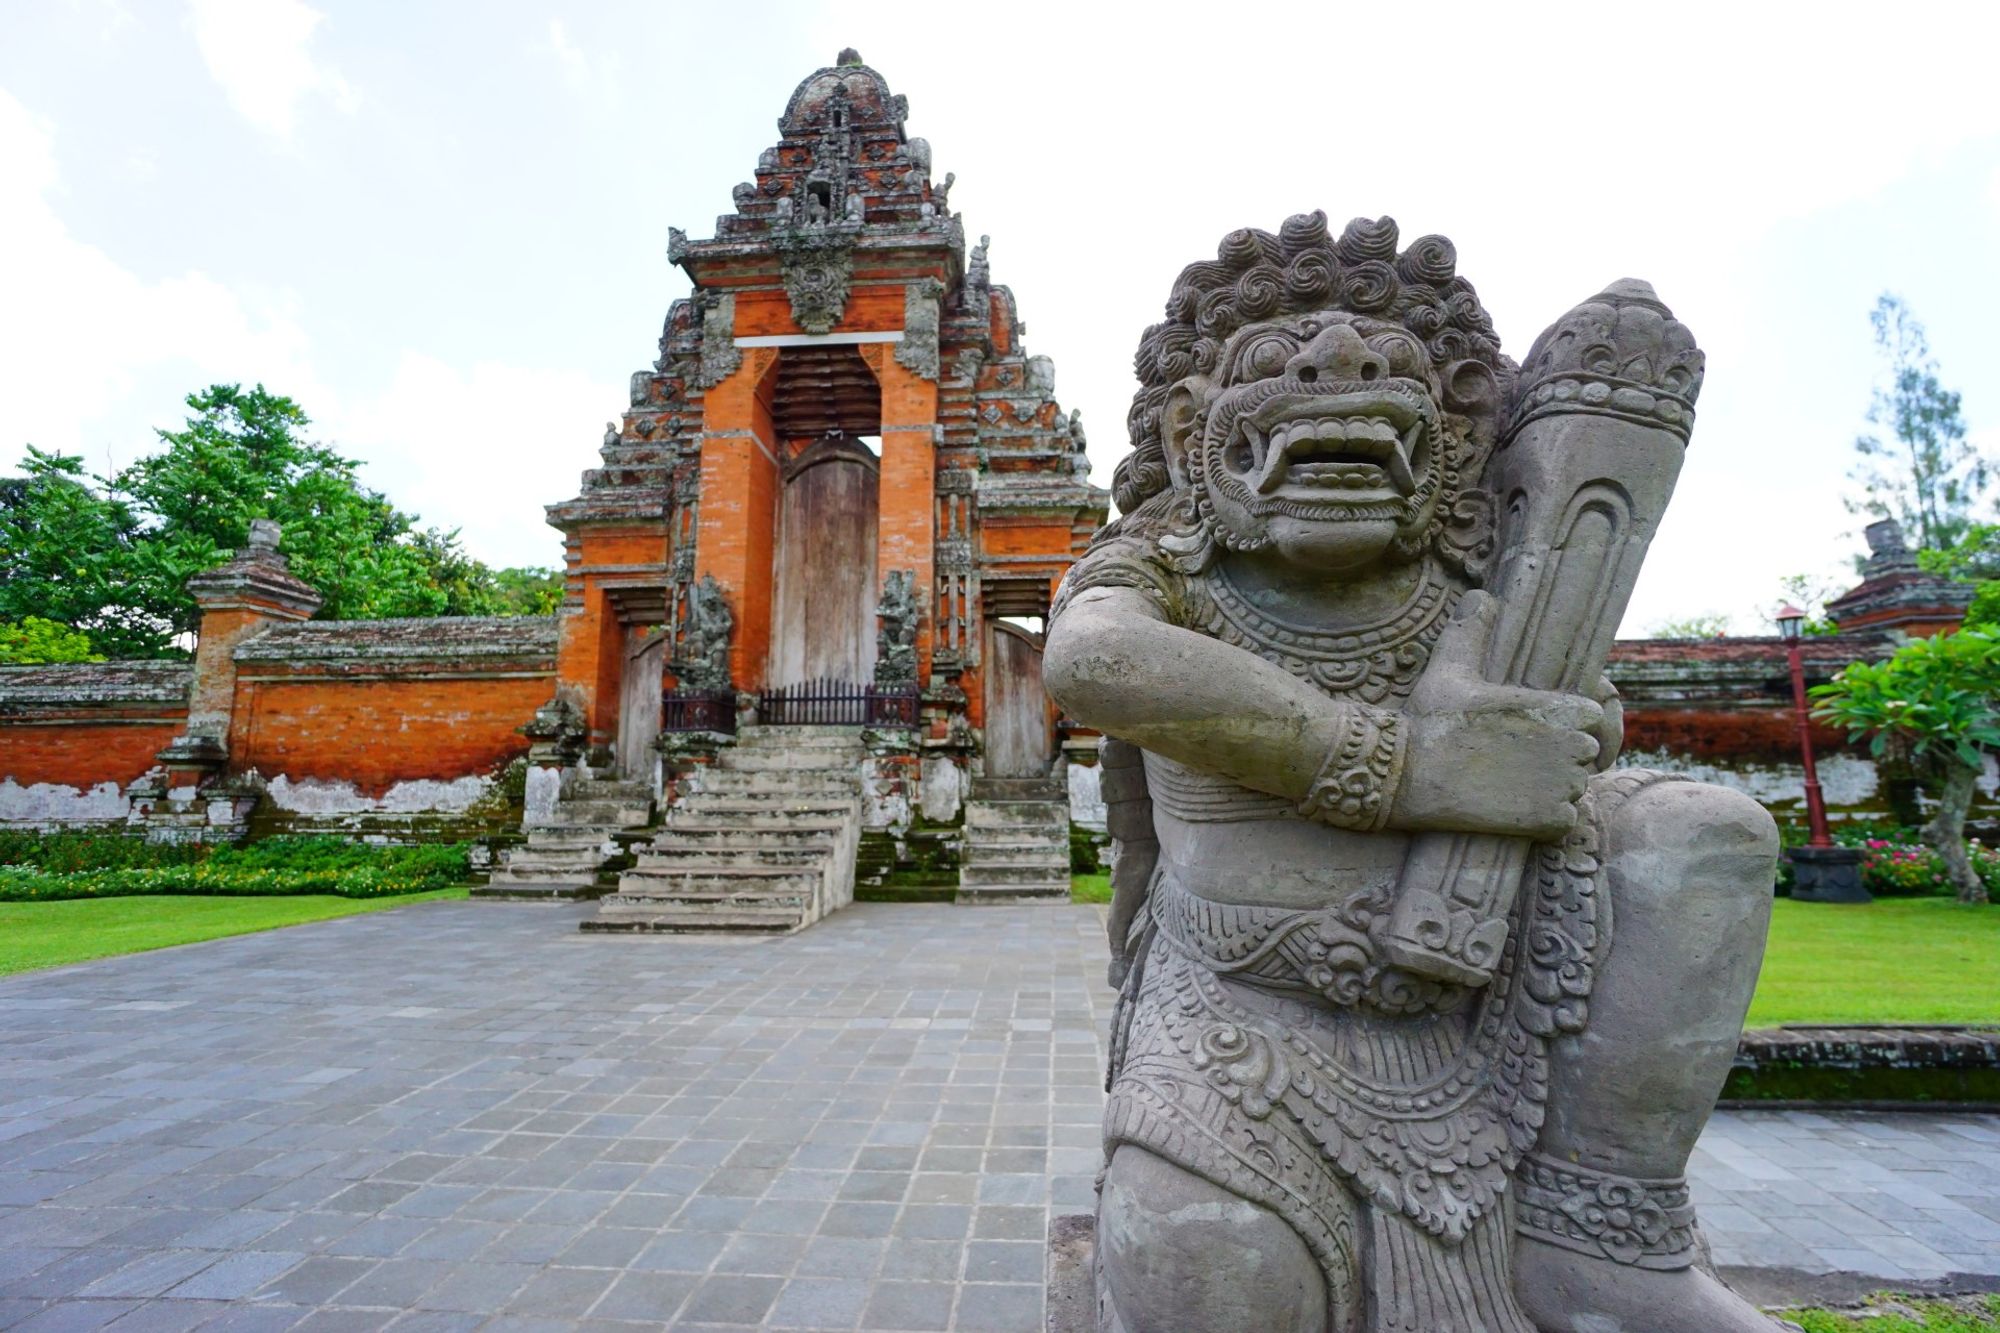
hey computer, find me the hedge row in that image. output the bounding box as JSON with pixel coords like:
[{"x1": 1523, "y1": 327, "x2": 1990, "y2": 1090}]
[{"x1": 0, "y1": 835, "x2": 471, "y2": 902}]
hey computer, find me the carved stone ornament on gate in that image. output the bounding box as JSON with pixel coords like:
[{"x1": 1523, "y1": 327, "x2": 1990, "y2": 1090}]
[
  {"x1": 1044, "y1": 212, "x2": 1788, "y2": 1333},
  {"x1": 894, "y1": 277, "x2": 945, "y2": 381},
  {"x1": 777, "y1": 230, "x2": 857, "y2": 335},
  {"x1": 874, "y1": 569, "x2": 919, "y2": 689}
]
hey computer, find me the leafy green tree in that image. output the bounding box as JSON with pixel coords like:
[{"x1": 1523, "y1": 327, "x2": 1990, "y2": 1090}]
[
  {"x1": 0, "y1": 617, "x2": 104, "y2": 665},
  {"x1": 485, "y1": 566, "x2": 564, "y2": 616},
  {"x1": 1916, "y1": 523, "x2": 1999, "y2": 629},
  {"x1": 1813, "y1": 627, "x2": 2000, "y2": 903},
  {"x1": 1848, "y1": 295, "x2": 1991, "y2": 554},
  {"x1": 1649, "y1": 612, "x2": 1731, "y2": 638},
  {"x1": 0, "y1": 449, "x2": 163, "y2": 658},
  {"x1": 3, "y1": 384, "x2": 556, "y2": 656},
  {"x1": 114, "y1": 384, "x2": 458, "y2": 629}
]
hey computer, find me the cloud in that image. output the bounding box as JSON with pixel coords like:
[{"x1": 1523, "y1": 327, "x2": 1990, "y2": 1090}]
[
  {"x1": 185, "y1": 0, "x2": 354, "y2": 140},
  {"x1": 0, "y1": 88, "x2": 326, "y2": 469},
  {"x1": 330, "y1": 352, "x2": 623, "y2": 570},
  {"x1": 544, "y1": 18, "x2": 617, "y2": 100}
]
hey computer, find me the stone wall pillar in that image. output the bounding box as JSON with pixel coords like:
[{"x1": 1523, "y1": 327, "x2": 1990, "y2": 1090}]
[
  {"x1": 693, "y1": 347, "x2": 782, "y2": 691},
  {"x1": 137, "y1": 520, "x2": 321, "y2": 839},
  {"x1": 863, "y1": 344, "x2": 938, "y2": 687}
]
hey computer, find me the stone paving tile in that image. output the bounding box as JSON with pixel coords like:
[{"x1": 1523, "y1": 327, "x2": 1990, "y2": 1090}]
[{"x1": 0, "y1": 899, "x2": 1996, "y2": 1331}]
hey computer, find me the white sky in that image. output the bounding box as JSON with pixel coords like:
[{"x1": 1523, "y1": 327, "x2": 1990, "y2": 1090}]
[{"x1": 3, "y1": 0, "x2": 1997, "y2": 636}]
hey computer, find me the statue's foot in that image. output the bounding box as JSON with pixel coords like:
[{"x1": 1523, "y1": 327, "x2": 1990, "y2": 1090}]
[{"x1": 1513, "y1": 1234, "x2": 1798, "y2": 1332}]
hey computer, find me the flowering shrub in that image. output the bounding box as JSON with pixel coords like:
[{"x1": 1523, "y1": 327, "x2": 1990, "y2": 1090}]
[
  {"x1": 1856, "y1": 838, "x2": 2000, "y2": 898},
  {"x1": 0, "y1": 836, "x2": 470, "y2": 902}
]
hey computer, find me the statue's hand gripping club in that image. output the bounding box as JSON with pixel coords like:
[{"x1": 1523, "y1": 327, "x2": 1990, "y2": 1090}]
[
  {"x1": 1387, "y1": 591, "x2": 1605, "y2": 842},
  {"x1": 1376, "y1": 279, "x2": 1704, "y2": 987}
]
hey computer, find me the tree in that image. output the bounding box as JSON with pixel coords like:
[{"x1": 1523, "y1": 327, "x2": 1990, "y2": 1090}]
[
  {"x1": 114, "y1": 384, "x2": 460, "y2": 629},
  {"x1": 1917, "y1": 523, "x2": 1999, "y2": 630},
  {"x1": 1812, "y1": 628, "x2": 2000, "y2": 903},
  {"x1": 0, "y1": 617, "x2": 103, "y2": 665},
  {"x1": 2, "y1": 384, "x2": 554, "y2": 657},
  {"x1": 1648, "y1": 612, "x2": 1731, "y2": 638},
  {"x1": 0, "y1": 448, "x2": 162, "y2": 658},
  {"x1": 485, "y1": 566, "x2": 564, "y2": 616},
  {"x1": 1848, "y1": 295, "x2": 1991, "y2": 554}
]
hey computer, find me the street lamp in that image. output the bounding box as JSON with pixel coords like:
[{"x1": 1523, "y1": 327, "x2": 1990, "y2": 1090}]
[{"x1": 1775, "y1": 604, "x2": 1868, "y2": 902}]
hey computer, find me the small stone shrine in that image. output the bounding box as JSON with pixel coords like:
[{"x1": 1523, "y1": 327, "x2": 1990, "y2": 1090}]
[{"x1": 1046, "y1": 214, "x2": 1788, "y2": 1329}]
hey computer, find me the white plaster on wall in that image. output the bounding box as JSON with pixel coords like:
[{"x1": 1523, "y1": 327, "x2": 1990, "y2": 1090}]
[
  {"x1": 0, "y1": 778, "x2": 131, "y2": 824},
  {"x1": 263, "y1": 774, "x2": 492, "y2": 815},
  {"x1": 1068, "y1": 760, "x2": 1105, "y2": 831},
  {"x1": 1617, "y1": 749, "x2": 1880, "y2": 808},
  {"x1": 522, "y1": 765, "x2": 564, "y2": 827},
  {"x1": 862, "y1": 759, "x2": 910, "y2": 831},
  {"x1": 919, "y1": 756, "x2": 964, "y2": 824}
]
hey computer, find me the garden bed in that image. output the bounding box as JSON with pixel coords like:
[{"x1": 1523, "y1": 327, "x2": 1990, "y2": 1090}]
[{"x1": 0, "y1": 831, "x2": 473, "y2": 901}]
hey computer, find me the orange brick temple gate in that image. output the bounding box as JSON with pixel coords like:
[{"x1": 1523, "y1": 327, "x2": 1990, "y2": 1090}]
[{"x1": 543, "y1": 52, "x2": 1106, "y2": 798}]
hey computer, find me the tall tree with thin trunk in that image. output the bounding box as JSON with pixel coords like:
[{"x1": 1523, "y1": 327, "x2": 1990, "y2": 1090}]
[{"x1": 1848, "y1": 295, "x2": 1990, "y2": 554}]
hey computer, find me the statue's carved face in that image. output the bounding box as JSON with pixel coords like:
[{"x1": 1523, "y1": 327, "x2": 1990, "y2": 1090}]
[{"x1": 1167, "y1": 311, "x2": 1490, "y2": 574}]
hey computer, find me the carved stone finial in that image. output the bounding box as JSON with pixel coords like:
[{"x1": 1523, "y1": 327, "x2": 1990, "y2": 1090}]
[
  {"x1": 667, "y1": 225, "x2": 688, "y2": 263},
  {"x1": 837, "y1": 47, "x2": 863, "y2": 66},
  {"x1": 1508, "y1": 279, "x2": 1705, "y2": 443},
  {"x1": 246, "y1": 518, "x2": 281, "y2": 553}
]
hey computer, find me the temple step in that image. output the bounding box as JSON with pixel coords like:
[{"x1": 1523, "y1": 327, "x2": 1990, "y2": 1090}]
[
  {"x1": 583, "y1": 733, "x2": 866, "y2": 936},
  {"x1": 958, "y1": 795, "x2": 1071, "y2": 905}
]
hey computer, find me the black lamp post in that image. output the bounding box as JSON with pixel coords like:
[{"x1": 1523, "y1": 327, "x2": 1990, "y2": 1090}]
[{"x1": 1775, "y1": 605, "x2": 1868, "y2": 903}]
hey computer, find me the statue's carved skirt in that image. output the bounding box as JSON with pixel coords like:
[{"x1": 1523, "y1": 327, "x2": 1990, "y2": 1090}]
[{"x1": 1100, "y1": 773, "x2": 1679, "y2": 1330}]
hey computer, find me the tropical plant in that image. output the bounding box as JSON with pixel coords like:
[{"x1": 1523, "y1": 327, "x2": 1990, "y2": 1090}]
[{"x1": 1812, "y1": 628, "x2": 2000, "y2": 903}]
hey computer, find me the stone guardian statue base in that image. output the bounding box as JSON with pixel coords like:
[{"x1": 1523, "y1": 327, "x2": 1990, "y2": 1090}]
[{"x1": 1045, "y1": 213, "x2": 1785, "y2": 1332}]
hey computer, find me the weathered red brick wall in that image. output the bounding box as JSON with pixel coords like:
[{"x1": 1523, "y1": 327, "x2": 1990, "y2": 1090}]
[
  {"x1": 230, "y1": 675, "x2": 548, "y2": 796},
  {"x1": 1, "y1": 717, "x2": 186, "y2": 789},
  {"x1": 228, "y1": 617, "x2": 557, "y2": 801},
  {"x1": 0, "y1": 662, "x2": 194, "y2": 823}
]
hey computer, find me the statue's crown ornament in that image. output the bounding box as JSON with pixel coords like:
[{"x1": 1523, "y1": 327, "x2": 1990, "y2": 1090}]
[{"x1": 1118, "y1": 213, "x2": 1512, "y2": 514}]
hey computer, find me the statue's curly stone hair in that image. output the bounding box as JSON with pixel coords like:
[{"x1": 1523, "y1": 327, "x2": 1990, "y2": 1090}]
[{"x1": 1114, "y1": 213, "x2": 1508, "y2": 514}]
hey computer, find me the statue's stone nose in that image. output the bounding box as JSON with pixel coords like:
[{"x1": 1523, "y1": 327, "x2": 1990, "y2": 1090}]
[{"x1": 1286, "y1": 323, "x2": 1387, "y2": 385}]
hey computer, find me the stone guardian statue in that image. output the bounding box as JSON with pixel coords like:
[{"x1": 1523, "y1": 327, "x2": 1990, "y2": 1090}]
[{"x1": 1045, "y1": 213, "x2": 1782, "y2": 1333}]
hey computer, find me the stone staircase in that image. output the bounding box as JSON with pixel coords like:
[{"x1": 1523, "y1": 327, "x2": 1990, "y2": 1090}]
[
  {"x1": 957, "y1": 777, "x2": 1071, "y2": 903},
  {"x1": 474, "y1": 771, "x2": 652, "y2": 902},
  {"x1": 581, "y1": 725, "x2": 864, "y2": 934}
]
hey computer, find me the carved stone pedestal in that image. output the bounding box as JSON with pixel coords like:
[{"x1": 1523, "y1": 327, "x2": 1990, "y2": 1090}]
[{"x1": 1788, "y1": 846, "x2": 1870, "y2": 904}]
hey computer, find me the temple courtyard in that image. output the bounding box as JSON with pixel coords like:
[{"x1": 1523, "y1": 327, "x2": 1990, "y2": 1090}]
[{"x1": 1, "y1": 903, "x2": 1997, "y2": 1332}]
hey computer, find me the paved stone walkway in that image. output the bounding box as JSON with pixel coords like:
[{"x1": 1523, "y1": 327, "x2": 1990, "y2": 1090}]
[{"x1": 0, "y1": 901, "x2": 1995, "y2": 1332}]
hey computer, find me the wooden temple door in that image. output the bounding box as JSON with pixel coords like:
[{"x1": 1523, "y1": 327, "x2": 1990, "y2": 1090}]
[
  {"x1": 615, "y1": 628, "x2": 666, "y2": 777},
  {"x1": 769, "y1": 434, "x2": 880, "y2": 689},
  {"x1": 984, "y1": 621, "x2": 1053, "y2": 779}
]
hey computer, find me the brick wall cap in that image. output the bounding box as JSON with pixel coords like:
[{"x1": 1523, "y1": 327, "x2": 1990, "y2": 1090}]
[
  {"x1": 0, "y1": 660, "x2": 194, "y2": 707},
  {"x1": 232, "y1": 616, "x2": 558, "y2": 663}
]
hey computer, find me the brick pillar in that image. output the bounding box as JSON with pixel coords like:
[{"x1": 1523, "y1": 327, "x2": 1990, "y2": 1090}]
[
  {"x1": 693, "y1": 347, "x2": 782, "y2": 691},
  {"x1": 156, "y1": 520, "x2": 322, "y2": 786},
  {"x1": 863, "y1": 344, "x2": 939, "y2": 687}
]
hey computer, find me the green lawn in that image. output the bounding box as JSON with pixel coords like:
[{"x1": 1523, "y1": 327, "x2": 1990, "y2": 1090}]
[
  {"x1": 1747, "y1": 897, "x2": 2000, "y2": 1028},
  {"x1": 0, "y1": 888, "x2": 469, "y2": 977},
  {"x1": 1791, "y1": 1295, "x2": 2000, "y2": 1331},
  {"x1": 1072, "y1": 872, "x2": 1111, "y2": 904},
  {"x1": 1070, "y1": 877, "x2": 1998, "y2": 1029}
]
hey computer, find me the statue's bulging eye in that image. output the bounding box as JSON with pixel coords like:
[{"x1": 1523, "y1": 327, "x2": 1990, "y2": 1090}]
[
  {"x1": 1371, "y1": 333, "x2": 1424, "y2": 377},
  {"x1": 1234, "y1": 332, "x2": 1299, "y2": 381}
]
